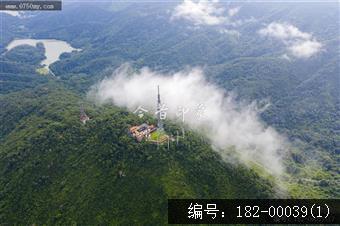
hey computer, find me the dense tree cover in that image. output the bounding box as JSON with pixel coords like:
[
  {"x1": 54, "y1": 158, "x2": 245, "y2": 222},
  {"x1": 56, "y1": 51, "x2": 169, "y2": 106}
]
[
  {"x1": 4, "y1": 43, "x2": 45, "y2": 65},
  {"x1": 0, "y1": 85, "x2": 276, "y2": 224},
  {"x1": 0, "y1": 44, "x2": 48, "y2": 94}
]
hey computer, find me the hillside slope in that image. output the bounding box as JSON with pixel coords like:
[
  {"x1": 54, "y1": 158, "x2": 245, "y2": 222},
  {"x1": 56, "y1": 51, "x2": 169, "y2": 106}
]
[{"x1": 0, "y1": 84, "x2": 276, "y2": 225}]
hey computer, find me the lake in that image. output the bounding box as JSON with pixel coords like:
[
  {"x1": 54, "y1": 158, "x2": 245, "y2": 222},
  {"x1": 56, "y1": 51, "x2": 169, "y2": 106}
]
[{"x1": 5, "y1": 39, "x2": 81, "y2": 70}]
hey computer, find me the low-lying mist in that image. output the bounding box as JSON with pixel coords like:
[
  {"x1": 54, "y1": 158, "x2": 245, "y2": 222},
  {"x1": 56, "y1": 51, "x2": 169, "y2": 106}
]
[{"x1": 88, "y1": 64, "x2": 288, "y2": 176}]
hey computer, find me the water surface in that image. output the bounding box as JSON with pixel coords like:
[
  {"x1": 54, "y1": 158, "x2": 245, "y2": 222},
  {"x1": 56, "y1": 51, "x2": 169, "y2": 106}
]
[{"x1": 6, "y1": 39, "x2": 81, "y2": 70}]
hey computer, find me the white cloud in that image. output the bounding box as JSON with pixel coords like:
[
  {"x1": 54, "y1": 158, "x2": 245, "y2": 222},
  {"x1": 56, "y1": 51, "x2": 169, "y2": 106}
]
[
  {"x1": 88, "y1": 64, "x2": 288, "y2": 176},
  {"x1": 220, "y1": 28, "x2": 240, "y2": 37},
  {"x1": 172, "y1": 0, "x2": 227, "y2": 26},
  {"x1": 258, "y1": 22, "x2": 322, "y2": 59},
  {"x1": 280, "y1": 54, "x2": 291, "y2": 61},
  {"x1": 228, "y1": 6, "x2": 240, "y2": 17},
  {"x1": 258, "y1": 22, "x2": 311, "y2": 40},
  {"x1": 288, "y1": 40, "x2": 322, "y2": 58},
  {"x1": 171, "y1": 1, "x2": 255, "y2": 37},
  {"x1": 1, "y1": 11, "x2": 20, "y2": 17}
]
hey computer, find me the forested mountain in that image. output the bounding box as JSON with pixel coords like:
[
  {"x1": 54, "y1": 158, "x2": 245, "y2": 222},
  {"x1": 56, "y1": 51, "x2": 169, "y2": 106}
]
[
  {"x1": 0, "y1": 84, "x2": 276, "y2": 224},
  {"x1": 0, "y1": 1, "x2": 339, "y2": 224}
]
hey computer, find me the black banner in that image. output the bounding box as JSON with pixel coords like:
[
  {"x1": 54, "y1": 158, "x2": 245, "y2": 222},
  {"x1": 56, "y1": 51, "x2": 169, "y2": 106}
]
[
  {"x1": 0, "y1": 1, "x2": 61, "y2": 11},
  {"x1": 168, "y1": 199, "x2": 340, "y2": 224}
]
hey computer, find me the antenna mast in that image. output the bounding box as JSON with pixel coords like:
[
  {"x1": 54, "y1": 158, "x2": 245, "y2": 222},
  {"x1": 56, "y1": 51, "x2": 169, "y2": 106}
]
[{"x1": 157, "y1": 85, "x2": 163, "y2": 130}]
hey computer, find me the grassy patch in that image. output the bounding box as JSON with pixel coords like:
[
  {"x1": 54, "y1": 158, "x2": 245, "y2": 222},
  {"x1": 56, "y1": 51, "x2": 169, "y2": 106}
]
[
  {"x1": 36, "y1": 67, "x2": 49, "y2": 75},
  {"x1": 149, "y1": 130, "x2": 168, "y2": 143}
]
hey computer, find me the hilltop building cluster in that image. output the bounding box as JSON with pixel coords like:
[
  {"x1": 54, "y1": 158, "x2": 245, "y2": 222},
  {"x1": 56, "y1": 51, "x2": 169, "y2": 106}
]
[
  {"x1": 129, "y1": 86, "x2": 169, "y2": 144},
  {"x1": 129, "y1": 124, "x2": 157, "y2": 142}
]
